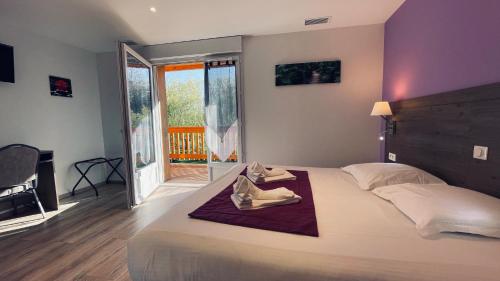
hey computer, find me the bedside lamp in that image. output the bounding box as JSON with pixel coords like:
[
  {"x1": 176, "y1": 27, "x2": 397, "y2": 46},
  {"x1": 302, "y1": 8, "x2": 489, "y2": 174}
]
[{"x1": 371, "y1": 101, "x2": 396, "y2": 137}]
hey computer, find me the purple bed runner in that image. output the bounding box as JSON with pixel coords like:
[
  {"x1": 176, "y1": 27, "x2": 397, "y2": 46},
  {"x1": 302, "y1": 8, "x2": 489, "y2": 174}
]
[{"x1": 188, "y1": 169, "x2": 319, "y2": 237}]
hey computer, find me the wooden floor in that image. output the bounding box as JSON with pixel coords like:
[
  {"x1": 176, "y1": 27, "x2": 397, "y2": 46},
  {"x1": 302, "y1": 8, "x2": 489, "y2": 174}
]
[
  {"x1": 169, "y1": 163, "x2": 209, "y2": 182},
  {"x1": 0, "y1": 183, "x2": 198, "y2": 281}
]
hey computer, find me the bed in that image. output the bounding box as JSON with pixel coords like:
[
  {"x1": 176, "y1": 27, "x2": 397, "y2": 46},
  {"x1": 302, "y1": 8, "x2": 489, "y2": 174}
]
[
  {"x1": 129, "y1": 83, "x2": 500, "y2": 281},
  {"x1": 128, "y1": 164, "x2": 500, "y2": 281}
]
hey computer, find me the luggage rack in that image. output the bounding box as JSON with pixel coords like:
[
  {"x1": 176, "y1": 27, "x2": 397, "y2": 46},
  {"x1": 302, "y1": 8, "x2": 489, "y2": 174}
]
[{"x1": 71, "y1": 157, "x2": 125, "y2": 197}]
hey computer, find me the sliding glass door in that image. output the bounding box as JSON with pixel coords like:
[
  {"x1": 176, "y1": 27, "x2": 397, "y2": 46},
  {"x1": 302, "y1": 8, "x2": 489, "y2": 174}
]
[{"x1": 118, "y1": 43, "x2": 163, "y2": 207}]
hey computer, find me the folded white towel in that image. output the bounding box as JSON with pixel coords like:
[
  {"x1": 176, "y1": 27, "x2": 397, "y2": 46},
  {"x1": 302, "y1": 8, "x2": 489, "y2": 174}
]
[
  {"x1": 232, "y1": 175, "x2": 301, "y2": 210},
  {"x1": 231, "y1": 194, "x2": 302, "y2": 210},
  {"x1": 247, "y1": 171, "x2": 297, "y2": 184},
  {"x1": 247, "y1": 162, "x2": 296, "y2": 184},
  {"x1": 233, "y1": 176, "x2": 295, "y2": 200},
  {"x1": 248, "y1": 161, "x2": 286, "y2": 178}
]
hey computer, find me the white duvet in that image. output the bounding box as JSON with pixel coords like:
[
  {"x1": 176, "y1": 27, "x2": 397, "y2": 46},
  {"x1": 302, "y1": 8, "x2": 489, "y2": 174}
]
[{"x1": 128, "y1": 165, "x2": 500, "y2": 281}]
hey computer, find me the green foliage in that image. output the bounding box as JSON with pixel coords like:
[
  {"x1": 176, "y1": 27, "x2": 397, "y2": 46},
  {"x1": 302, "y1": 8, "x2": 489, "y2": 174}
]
[
  {"x1": 127, "y1": 67, "x2": 153, "y2": 130},
  {"x1": 131, "y1": 106, "x2": 151, "y2": 129},
  {"x1": 167, "y1": 79, "x2": 204, "y2": 127}
]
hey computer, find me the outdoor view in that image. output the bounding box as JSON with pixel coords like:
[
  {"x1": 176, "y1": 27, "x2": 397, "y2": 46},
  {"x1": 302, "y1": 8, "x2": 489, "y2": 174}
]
[
  {"x1": 165, "y1": 63, "x2": 239, "y2": 183},
  {"x1": 166, "y1": 69, "x2": 204, "y2": 128},
  {"x1": 165, "y1": 68, "x2": 206, "y2": 165}
]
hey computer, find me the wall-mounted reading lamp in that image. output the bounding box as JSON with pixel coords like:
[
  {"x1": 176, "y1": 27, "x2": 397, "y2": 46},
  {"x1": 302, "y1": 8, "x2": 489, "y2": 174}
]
[{"x1": 371, "y1": 101, "x2": 396, "y2": 139}]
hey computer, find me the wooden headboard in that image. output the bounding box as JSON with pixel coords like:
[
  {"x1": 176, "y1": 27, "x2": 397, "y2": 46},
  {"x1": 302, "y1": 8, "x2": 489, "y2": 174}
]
[{"x1": 385, "y1": 83, "x2": 500, "y2": 198}]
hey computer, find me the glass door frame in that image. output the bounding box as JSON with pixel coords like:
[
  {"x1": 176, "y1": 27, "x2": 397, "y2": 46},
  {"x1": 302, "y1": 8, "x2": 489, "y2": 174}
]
[
  {"x1": 153, "y1": 54, "x2": 245, "y2": 182},
  {"x1": 204, "y1": 56, "x2": 245, "y2": 181},
  {"x1": 117, "y1": 43, "x2": 164, "y2": 208}
]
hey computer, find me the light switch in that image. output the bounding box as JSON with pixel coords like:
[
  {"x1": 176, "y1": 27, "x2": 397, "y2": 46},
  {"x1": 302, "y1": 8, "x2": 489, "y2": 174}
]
[
  {"x1": 473, "y1": 146, "x2": 488, "y2": 160},
  {"x1": 388, "y1": 152, "x2": 397, "y2": 162}
]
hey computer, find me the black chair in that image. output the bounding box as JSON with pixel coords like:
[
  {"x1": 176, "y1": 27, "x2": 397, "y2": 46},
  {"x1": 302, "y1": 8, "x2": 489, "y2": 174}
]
[{"x1": 0, "y1": 144, "x2": 46, "y2": 218}]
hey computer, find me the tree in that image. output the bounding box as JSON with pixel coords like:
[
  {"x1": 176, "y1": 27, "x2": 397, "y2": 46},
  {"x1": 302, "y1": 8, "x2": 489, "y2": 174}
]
[{"x1": 167, "y1": 79, "x2": 204, "y2": 127}]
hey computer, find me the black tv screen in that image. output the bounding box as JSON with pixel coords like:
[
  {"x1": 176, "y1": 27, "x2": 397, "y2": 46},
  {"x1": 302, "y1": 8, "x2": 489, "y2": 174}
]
[
  {"x1": 0, "y1": 43, "x2": 15, "y2": 83},
  {"x1": 275, "y1": 60, "x2": 341, "y2": 86}
]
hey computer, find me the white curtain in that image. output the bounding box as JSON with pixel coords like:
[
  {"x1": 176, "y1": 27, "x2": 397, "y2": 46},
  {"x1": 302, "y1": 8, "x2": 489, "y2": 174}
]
[
  {"x1": 132, "y1": 116, "x2": 153, "y2": 167},
  {"x1": 204, "y1": 61, "x2": 238, "y2": 162}
]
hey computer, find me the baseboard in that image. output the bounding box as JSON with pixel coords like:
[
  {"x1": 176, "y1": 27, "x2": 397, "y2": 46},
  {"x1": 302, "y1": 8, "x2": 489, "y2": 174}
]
[
  {"x1": 107, "y1": 180, "x2": 126, "y2": 185},
  {"x1": 58, "y1": 181, "x2": 126, "y2": 200},
  {"x1": 58, "y1": 182, "x2": 106, "y2": 200},
  {"x1": 0, "y1": 182, "x2": 127, "y2": 219}
]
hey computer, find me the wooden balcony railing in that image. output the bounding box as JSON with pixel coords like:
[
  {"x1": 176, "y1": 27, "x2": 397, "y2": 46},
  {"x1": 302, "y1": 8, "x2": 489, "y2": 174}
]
[
  {"x1": 168, "y1": 126, "x2": 237, "y2": 161},
  {"x1": 168, "y1": 127, "x2": 206, "y2": 160}
]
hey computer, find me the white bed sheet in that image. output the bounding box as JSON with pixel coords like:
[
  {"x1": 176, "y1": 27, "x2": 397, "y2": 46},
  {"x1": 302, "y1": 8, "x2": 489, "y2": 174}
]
[{"x1": 128, "y1": 165, "x2": 500, "y2": 281}]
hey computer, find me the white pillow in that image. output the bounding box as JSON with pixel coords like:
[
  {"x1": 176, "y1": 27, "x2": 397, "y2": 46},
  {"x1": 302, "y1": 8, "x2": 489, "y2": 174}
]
[
  {"x1": 373, "y1": 183, "x2": 500, "y2": 238},
  {"x1": 341, "y1": 163, "x2": 445, "y2": 190}
]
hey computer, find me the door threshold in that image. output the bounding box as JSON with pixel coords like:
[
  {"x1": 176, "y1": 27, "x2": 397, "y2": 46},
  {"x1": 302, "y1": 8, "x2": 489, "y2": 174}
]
[{"x1": 161, "y1": 181, "x2": 208, "y2": 188}]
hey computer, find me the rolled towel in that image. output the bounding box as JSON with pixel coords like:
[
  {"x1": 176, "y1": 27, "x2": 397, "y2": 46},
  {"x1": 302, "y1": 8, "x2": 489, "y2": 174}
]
[
  {"x1": 247, "y1": 172, "x2": 297, "y2": 184},
  {"x1": 233, "y1": 175, "x2": 295, "y2": 201},
  {"x1": 231, "y1": 176, "x2": 301, "y2": 210},
  {"x1": 248, "y1": 161, "x2": 286, "y2": 178}
]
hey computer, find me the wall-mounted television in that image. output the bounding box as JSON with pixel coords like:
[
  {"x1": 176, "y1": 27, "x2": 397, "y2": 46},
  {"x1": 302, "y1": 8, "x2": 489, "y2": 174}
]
[
  {"x1": 0, "y1": 43, "x2": 15, "y2": 83},
  {"x1": 275, "y1": 60, "x2": 341, "y2": 86}
]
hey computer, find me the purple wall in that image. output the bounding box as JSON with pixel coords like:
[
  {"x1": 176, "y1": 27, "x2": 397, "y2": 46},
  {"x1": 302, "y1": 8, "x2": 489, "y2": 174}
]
[{"x1": 382, "y1": 0, "x2": 500, "y2": 101}]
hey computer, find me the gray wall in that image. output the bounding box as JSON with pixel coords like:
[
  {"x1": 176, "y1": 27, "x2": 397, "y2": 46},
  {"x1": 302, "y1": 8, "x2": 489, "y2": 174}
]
[
  {"x1": 96, "y1": 25, "x2": 385, "y2": 173},
  {"x1": 0, "y1": 23, "x2": 106, "y2": 194},
  {"x1": 242, "y1": 24, "x2": 384, "y2": 167},
  {"x1": 96, "y1": 52, "x2": 125, "y2": 180},
  {"x1": 97, "y1": 52, "x2": 124, "y2": 158}
]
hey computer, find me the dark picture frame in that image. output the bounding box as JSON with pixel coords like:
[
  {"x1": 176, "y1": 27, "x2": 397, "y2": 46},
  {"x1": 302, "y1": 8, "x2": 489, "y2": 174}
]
[
  {"x1": 0, "y1": 42, "x2": 15, "y2": 83},
  {"x1": 49, "y1": 75, "x2": 73, "y2": 98},
  {"x1": 275, "y1": 60, "x2": 341, "y2": 86}
]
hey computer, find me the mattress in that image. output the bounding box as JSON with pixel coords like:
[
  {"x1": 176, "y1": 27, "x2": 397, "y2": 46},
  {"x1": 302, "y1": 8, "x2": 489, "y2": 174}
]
[{"x1": 128, "y1": 165, "x2": 500, "y2": 281}]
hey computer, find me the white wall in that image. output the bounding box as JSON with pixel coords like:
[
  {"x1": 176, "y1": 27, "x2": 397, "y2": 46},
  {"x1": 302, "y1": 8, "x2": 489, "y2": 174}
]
[
  {"x1": 93, "y1": 24, "x2": 385, "y2": 180},
  {"x1": 0, "y1": 24, "x2": 106, "y2": 194},
  {"x1": 96, "y1": 52, "x2": 124, "y2": 158},
  {"x1": 96, "y1": 52, "x2": 125, "y2": 180},
  {"x1": 243, "y1": 24, "x2": 384, "y2": 167}
]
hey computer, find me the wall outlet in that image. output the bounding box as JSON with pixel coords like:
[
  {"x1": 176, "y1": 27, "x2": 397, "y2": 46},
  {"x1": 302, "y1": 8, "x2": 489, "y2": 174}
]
[
  {"x1": 388, "y1": 152, "x2": 397, "y2": 162},
  {"x1": 473, "y1": 145, "x2": 488, "y2": 160}
]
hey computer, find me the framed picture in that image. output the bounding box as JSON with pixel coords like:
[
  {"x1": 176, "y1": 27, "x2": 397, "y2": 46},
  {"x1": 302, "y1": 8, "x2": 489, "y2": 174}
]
[
  {"x1": 49, "y1": 75, "x2": 73, "y2": 97},
  {"x1": 275, "y1": 60, "x2": 341, "y2": 86}
]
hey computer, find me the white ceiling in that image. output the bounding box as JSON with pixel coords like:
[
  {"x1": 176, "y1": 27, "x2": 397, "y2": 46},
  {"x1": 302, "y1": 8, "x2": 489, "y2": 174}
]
[{"x1": 0, "y1": 0, "x2": 404, "y2": 53}]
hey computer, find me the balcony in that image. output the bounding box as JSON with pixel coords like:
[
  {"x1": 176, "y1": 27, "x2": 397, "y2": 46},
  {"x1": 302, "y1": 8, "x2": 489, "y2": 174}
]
[
  {"x1": 167, "y1": 126, "x2": 237, "y2": 183},
  {"x1": 167, "y1": 127, "x2": 237, "y2": 162}
]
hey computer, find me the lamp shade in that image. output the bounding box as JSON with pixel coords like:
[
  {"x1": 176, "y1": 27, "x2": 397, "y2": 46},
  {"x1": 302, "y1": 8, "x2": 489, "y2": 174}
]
[{"x1": 370, "y1": 101, "x2": 393, "y2": 116}]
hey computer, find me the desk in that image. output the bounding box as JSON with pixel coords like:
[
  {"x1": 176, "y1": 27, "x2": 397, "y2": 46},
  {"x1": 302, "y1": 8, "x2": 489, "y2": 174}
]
[{"x1": 38, "y1": 150, "x2": 58, "y2": 210}]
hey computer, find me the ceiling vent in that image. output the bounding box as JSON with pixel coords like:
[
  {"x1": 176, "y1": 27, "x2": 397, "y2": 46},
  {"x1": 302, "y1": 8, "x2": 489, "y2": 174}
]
[{"x1": 305, "y1": 16, "x2": 331, "y2": 26}]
